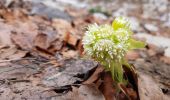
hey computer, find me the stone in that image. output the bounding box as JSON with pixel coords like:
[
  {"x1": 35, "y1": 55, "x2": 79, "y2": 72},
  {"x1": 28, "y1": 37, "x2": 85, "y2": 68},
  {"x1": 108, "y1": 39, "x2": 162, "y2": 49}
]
[
  {"x1": 144, "y1": 23, "x2": 158, "y2": 32},
  {"x1": 93, "y1": 13, "x2": 107, "y2": 20}
]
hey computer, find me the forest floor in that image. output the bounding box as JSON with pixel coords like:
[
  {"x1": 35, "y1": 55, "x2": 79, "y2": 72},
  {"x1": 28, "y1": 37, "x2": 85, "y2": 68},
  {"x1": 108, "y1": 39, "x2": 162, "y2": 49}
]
[{"x1": 0, "y1": 0, "x2": 170, "y2": 100}]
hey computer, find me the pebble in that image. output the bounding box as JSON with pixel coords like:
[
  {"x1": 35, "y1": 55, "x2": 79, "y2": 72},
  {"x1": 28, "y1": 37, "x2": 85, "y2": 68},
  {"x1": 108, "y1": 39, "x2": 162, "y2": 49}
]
[
  {"x1": 93, "y1": 13, "x2": 107, "y2": 20},
  {"x1": 144, "y1": 24, "x2": 158, "y2": 32},
  {"x1": 128, "y1": 17, "x2": 141, "y2": 32}
]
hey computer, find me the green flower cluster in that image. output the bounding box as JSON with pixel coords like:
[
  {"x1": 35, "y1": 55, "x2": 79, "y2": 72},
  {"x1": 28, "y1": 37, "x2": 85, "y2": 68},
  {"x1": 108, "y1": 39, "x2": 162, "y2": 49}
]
[{"x1": 82, "y1": 17, "x2": 145, "y2": 83}]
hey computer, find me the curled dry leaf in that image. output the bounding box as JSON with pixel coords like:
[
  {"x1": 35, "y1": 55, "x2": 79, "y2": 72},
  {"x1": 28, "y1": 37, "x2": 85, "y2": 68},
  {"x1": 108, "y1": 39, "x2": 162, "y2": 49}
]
[
  {"x1": 64, "y1": 32, "x2": 79, "y2": 47},
  {"x1": 83, "y1": 65, "x2": 104, "y2": 84},
  {"x1": 100, "y1": 72, "x2": 116, "y2": 100},
  {"x1": 34, "y1": 33, "x2": 50, "y2": 50}
]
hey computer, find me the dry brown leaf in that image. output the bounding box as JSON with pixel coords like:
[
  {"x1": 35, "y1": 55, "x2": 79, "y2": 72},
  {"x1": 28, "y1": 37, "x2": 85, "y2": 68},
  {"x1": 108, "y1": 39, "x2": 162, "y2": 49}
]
[
  {"x1": 34, "y1": 33, "x2": 50, "y2": 49},
  {"x1": 118, "y1": 84, "x2": 133, "y2": 100},
  {"x1": 11, "y1": 32, "x2": 33, "y2": 50},
  {"x1": 147, "y1": 49, "x2": 157, "y2": 56},
  {"x1": 8, "y1": 50, "x2": 28, "y2": 60},
  {"x1": 65, "y1": 8, "x2": 88, "y2": 18},
  {"x1": 32, "y1": 47, "x2": 54, "y2": 59},
  {"x1": 49, "y1": 60, "x2": 61, "y2": 67},
  {"x1": 64, "y1": 32, "x2": 79, "y2": 47},
  {"x1": 160, "y1": 56, "x2": 170, "y2": 64},
  {"x1": 77, "y1": 40, "x2": 84, "y2": 56},
  {"x1": 0, "y1": 46, "x2": 17, "y2": 59},
  {"x1": 100, "y1": 72, "x2": 116, "y2": 100},
  {"x1": 0, "y1": 61, "x2": 11, "y2": 67},
  {"x1": 0, "y1": 9, "x2": 38, "y2": 51},
  {"x1": 0, "y1": 23, "x2": 13, "y2": 46},
  {"x1": 48, "y1": 40, "x2": 63, "y2": 53},
  {"x1": 0, "y1": 9, "x2": 15, "y2": 21},
  {"x1": 123, "y1": 65, "x2": 139, "y2": 99},
  {"x1": 83, "y1": 65, "x2": 104, "y2": 84},
  {"x1": 127, "y1": 88, "x2": 138, "y2": 100},
  {"x1": 52, "y1": 18, "x2": 74, "y2": 35},
  {"x1": 0, "y1": 45, "x2": 27, "y2": 61},
  {"x1": 57, "y1": 85, "x2": 105, "y2": 100},
  {"x1": 138, "y1": 72, "x2": 169, "y2": 100},
  {"x1": 61, "y1": 50, "x2": 78, "y2": 58},
  {"x1": 147, "y1": 44, "x2": 164, "y2": 56},
  {"x1": 0, "y1": 9, "x2": 27, "y2": 22},
  {"x1": 126, "y1": 51, "x2": 140, "y2": 60}
]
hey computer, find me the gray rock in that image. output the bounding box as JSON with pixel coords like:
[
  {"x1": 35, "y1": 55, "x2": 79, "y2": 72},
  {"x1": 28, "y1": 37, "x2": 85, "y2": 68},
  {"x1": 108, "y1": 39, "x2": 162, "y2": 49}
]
[{"x1": 30, "y1": 3, "x2": 72, "y2": 21}]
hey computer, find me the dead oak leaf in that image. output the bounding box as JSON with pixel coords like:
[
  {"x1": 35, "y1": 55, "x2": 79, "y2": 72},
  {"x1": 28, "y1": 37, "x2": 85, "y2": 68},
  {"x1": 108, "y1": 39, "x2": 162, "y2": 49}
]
[
  {"x1": 0, "y1": 46, "x2": 27, "y2": 60},
  {"x1": 0, "y1": 22, "x2": 13, "y2": 46},
  {"x1": 83, "y1": 65, "x2": 104, "y2": 84},
  {"x1": 52, "y1": 18, "x2": 73, "y2": 35},
  {"x1": 64, "y1": 32, "x2": 79, "y2": 47},
  {"x1": 61, "y1": 50, "x2": 78, "y2": 58},
  {"x1": 11, "y1": 32, "x2": 33, "y2": 50},
  {"x1": 0, "y1": 46, "x2": 17, "y2": 59},
  {"x1": 34, "y1": 33, "x2": 50, "y2": 50}
]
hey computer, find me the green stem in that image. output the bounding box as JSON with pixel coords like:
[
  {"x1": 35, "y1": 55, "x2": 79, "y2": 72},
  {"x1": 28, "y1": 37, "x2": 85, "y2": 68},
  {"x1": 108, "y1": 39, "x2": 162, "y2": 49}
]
[
  {"x1": 110, "y1": 60, "x2": 124, "y2": 83},
  {"x1": 116, "y1": 61, "x2": 123, "y2": 82},
  {"x1": 110, "y1": 61, "x2": 115, "y2": 81}
]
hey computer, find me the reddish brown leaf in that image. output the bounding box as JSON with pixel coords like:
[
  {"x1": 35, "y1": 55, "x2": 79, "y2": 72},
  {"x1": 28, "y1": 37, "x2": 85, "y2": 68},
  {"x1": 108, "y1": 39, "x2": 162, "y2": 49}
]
[
  {"x1": 83, "y1": 65, "x2": 104, "y2": 84},
  {"x1": 48, "y1": 40, "x2": 63, "y2": 53},
  {"x1": 32, "y1": 47, "x2": 54, "y2": 59},
  {"x1": 11, "y1": 32, "x2": 33, "y2": 50},
  {"x1": 118, "y1": 83, "x2": 132, "y2": 100},
  {"x1": 64, "y1": 32, "x2": 79, "y2": 47},
  {"x1": 52, "y1": 18, "x2": 75, "y2": 35},
  {"x1": 123, "y1": 65, "x2": 139, "y2": 99},
  {"x1": 34, "y1": 33, "x2": 50, "y2": 49},
  {"x1": 77, "y1": 40, "x2": 84, "y2": 56},
  {"x1": 100, "y1": 72, "x2": 116, "y2": 100}
]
